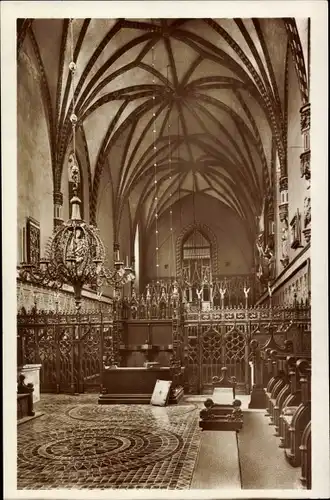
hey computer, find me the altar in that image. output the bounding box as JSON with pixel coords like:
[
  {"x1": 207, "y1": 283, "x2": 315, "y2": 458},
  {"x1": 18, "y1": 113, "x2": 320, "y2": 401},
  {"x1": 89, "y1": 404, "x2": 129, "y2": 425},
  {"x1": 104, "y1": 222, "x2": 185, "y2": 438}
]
[{"x1": 98, "y1": 366, "x2": 185, "y2": 405}]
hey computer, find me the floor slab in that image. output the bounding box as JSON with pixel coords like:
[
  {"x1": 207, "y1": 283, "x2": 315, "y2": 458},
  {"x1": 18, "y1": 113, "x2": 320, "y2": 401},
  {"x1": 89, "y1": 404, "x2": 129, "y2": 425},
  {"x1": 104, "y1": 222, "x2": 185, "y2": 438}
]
[
  {"x1": 238, "y1": 411, "x2": 302, "y2": 489},
  {"x1": 190, "y1": 431, "x2": 241, "y2": 489}
]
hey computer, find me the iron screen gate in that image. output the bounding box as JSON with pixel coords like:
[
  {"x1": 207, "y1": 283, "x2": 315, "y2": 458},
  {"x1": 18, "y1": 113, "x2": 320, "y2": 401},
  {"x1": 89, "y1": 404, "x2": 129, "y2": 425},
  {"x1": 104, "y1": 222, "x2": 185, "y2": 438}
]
[{"x1": 184, "y1": 322, "x2": 249, "y2": 394}]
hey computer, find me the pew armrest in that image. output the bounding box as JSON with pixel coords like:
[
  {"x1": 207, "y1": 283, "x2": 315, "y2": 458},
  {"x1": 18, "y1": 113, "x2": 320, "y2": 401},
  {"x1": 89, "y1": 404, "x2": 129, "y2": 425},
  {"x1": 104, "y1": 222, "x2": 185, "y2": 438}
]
[{"x1": 282, "y1": 406, "x2": 299, "y2": 416}]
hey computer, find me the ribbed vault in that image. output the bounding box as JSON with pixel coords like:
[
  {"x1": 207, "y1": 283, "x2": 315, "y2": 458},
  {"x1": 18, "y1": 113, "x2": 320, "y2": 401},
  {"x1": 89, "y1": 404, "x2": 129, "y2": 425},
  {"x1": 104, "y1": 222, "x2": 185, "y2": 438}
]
[{"x1": 17, "y1": 17, "x2": 308, "y2": 241}]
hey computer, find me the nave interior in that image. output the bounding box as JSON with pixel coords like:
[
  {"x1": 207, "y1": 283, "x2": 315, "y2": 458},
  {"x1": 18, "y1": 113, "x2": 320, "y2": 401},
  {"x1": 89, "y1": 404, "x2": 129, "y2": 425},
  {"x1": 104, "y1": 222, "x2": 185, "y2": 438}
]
[{"x1": 12, "y1": 14, "x2": 323, "y2": 494}]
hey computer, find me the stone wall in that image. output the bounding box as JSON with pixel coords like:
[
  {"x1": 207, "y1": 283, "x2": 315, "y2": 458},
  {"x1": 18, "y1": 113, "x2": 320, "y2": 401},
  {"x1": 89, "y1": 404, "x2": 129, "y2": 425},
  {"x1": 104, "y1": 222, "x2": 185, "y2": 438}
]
[
  {"x1": 143, "y1": 193, "x2": 254, "y2": 287},
  {"x1": 17, "y1": 37, "x2": 53, "y2": 261}
]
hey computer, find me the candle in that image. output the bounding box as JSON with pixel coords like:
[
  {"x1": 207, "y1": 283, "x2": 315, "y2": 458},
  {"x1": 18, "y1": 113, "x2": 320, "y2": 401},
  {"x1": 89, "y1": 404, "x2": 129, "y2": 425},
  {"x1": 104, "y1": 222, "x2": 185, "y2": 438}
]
[{"x1": 126, "y1": 255, "x2": 129, "y2": 267}]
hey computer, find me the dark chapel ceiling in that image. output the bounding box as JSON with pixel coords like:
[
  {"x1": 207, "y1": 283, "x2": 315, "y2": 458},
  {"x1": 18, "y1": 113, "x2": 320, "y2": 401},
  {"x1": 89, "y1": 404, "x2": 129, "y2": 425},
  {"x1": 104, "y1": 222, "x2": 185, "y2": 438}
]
[{"x1": 18, "y1": 18, "x2": 309, "y2": 238}]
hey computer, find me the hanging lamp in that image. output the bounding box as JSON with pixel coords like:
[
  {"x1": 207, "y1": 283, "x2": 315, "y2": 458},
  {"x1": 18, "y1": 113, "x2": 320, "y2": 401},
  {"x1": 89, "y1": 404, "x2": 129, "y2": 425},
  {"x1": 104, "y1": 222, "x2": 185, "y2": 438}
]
[{"x1": 18, "y1": 18, "x2": 134, "y2": 311}]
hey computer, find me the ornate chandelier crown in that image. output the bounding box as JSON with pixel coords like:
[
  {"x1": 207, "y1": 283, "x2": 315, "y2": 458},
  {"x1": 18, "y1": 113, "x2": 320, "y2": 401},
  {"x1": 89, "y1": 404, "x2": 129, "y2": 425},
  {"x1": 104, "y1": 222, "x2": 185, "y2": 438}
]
[{"x1": 18, "y1": 158, "x2": 135, "y2": 310}]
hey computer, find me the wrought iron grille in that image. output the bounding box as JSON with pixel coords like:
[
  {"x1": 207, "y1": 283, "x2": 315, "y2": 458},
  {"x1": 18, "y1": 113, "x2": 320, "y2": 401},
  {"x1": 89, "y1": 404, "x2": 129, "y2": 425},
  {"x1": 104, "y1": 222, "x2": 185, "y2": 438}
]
[
  {"x1": 17, "y1": 302, "x2": 310, "y2": 396},
  {"x1": 183, "y1": 303, "x2": 311, "y2": 394},
  {"x1": 17, "y1": 311, "x2": 113, "y2": 393}
]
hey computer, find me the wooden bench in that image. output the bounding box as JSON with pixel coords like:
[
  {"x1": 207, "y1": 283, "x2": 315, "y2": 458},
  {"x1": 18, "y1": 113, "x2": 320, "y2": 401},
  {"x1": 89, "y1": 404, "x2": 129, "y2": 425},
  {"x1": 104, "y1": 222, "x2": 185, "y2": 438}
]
[
  {"x1": 199, "y1": 367, "x2": 243, "y2": 431},
  {"x1": 278, "y1": 357, "x2": 310, "y2": 447},
  {"x1": 199, "y1": 398, "x2": 243, "y2": 431},
  {"x1": 249, "y1": 327, "x2": 311, "y2": 485},
  {"x1": 265, "y1": 351, "x2": 288, "y2": 425},
  {"x1": 299, "y1": 420, "x2": 311, "y2": 489},
  {"x1": 274, "y1": 355, "x2": 308, "y2": 436},
  {"x1": 284, "y1": 359, "x2": 311, "y2": 467}
]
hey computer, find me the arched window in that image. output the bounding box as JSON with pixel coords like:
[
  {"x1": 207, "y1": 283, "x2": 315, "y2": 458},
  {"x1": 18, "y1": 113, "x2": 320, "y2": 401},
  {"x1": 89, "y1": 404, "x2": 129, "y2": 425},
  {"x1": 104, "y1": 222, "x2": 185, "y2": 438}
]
[{"x1": 182, "y1": 229, "x2": 211, "y2": 302}]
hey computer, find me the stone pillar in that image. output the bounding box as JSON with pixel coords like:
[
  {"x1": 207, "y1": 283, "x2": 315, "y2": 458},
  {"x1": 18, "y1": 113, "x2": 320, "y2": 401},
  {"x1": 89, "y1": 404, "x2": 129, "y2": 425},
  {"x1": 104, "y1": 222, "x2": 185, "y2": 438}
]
[
  {"x1": 279, "y1": 176, "x2": 289, "y2": 269},
  {"x1": 300, "y1": 103, "x2": 311, "y2": 244},
  {"x1": 53, "y1": 191, "x2": 64, "y2": 229}
]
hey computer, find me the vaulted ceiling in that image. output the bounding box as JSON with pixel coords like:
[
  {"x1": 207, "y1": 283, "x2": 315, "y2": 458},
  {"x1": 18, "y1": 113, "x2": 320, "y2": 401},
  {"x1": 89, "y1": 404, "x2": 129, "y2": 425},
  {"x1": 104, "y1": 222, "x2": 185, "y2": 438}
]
[{"x1": 18, "y1": 18, "x2": 309, "y2": 238}]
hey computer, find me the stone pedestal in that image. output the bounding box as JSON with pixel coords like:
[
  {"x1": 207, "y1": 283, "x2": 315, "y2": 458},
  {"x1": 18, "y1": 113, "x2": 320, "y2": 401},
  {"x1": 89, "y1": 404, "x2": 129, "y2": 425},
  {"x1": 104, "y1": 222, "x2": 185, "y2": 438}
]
[
  {"x1": 248, "y1": 384, "x2": 266, "y2": 409},
  {"x1": 19, "y1": 364, "x2": 42, "y2": 403}
]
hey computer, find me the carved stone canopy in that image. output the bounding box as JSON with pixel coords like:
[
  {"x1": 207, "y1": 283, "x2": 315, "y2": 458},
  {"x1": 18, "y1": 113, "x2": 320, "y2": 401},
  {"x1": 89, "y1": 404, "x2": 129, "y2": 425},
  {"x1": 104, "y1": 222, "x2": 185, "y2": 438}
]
[
  {"x1": 300, "y1": 150, "x2": 311, "y2": 180},
  {"x1": 300, "y1": 103, "x2": 311, "y2": 133},
  {"x1": 279, "y1": 203, "x2": 288, "y2": 222},
  {"x1": 53, "y1": 191, "x2": 63, "y2": 206},
  {"x1": 279, "y1": 176, "x2": 288, "y2": 192},
  {"x1": 303, "y1": 227, "x2": 311, "y2": 244}
]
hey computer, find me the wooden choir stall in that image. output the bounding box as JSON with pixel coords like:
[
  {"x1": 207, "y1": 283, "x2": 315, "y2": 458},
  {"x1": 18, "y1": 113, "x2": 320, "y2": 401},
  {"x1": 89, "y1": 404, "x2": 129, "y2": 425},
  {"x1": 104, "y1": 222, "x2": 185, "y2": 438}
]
[{"x1": 249, "y1": 329, "x2": 312, "y2": 490}]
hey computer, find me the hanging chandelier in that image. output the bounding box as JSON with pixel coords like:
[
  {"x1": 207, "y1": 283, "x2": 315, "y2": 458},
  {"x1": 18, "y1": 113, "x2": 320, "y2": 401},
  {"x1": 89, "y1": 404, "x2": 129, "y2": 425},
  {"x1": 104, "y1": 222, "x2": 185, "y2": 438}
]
[{"x1": 17, "y1": 18, "x2": 134, "y2": 311}]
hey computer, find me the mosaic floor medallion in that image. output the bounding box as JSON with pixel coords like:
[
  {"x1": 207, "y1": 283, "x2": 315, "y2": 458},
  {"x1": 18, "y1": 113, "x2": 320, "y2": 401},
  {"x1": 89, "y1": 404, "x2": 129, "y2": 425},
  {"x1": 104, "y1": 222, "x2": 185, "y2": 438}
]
[{"x1": 17, "y1": 395, "x2": 202, "y2": 490}]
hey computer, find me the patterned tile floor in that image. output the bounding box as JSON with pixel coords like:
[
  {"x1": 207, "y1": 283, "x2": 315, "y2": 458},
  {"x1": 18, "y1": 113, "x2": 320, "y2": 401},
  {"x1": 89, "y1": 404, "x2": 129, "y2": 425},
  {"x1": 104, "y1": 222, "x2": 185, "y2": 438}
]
[{"x1": 17, "y1": 394, "x2": 202, "y2": 490}]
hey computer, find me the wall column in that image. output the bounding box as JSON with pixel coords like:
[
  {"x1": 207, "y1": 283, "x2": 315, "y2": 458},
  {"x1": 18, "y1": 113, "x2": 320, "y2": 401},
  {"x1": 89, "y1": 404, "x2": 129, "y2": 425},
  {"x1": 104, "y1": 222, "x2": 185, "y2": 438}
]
[
  {"x1": 300, "y1": 103, "x2": 311, "y2": 244},
  {"x1": 267, "y1": 205, "x2": 276, "y2": 277},
  {"x1": 279, "y1": 176, "x2": 289, "y2": 269},
  {"x1": 131, "y1": 255, "x2": 135, "y2": 297}
]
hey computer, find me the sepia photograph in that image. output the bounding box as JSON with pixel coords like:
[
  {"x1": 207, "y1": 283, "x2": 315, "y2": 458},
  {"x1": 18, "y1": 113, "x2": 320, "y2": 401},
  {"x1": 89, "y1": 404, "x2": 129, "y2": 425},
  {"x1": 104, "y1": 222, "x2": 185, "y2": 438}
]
[{"x1": 2, "y1": 1, "x2": 329, "y2": 498}]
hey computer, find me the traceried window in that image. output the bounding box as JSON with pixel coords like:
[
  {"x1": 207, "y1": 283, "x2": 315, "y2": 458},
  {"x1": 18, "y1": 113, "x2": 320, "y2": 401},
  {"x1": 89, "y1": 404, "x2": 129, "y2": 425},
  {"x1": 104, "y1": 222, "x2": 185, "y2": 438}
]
[{"x1": 182, "y1": 229, "x2": 212, "y2": 302}]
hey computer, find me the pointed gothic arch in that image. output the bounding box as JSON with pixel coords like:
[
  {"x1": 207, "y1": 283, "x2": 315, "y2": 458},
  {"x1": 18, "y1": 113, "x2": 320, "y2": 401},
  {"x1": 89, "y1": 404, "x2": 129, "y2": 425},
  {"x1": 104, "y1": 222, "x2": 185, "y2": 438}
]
[{"x1": 176, "y1": 223, "x2": 218, "y2": 278}]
